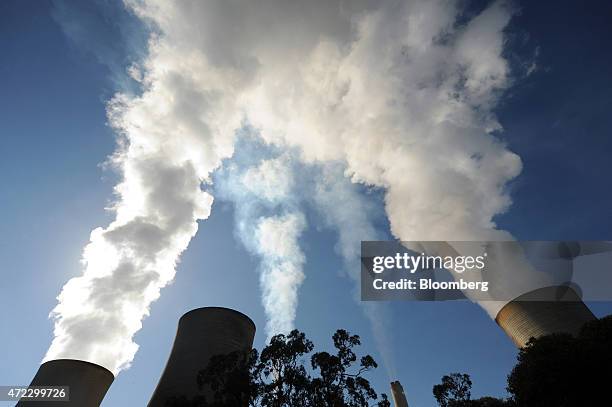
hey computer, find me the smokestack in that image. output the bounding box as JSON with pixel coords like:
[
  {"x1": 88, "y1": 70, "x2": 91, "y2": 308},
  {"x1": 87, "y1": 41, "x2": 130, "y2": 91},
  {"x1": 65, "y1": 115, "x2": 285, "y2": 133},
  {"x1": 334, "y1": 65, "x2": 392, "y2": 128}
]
[
  {"x1": 495, "y1": 285, "x2": 596, "y2": 347},
  {"x1": 16, "y1": 359, "x2": 113, "y2": 406},
  {"x1": 148, "y1": 307, "x2": 256, "y2": 407},
  {"x1": 390, "y1": 381, "x2": 409, "y2": 407}
]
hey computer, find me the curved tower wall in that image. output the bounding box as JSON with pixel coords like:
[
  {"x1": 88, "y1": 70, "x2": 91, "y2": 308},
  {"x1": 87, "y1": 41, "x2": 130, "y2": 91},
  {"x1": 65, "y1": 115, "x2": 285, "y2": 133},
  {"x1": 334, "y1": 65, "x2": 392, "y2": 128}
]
[
  {"x1": 495, "y1": 286, "x2": 596, "y2": 347},
  {"x1": 16, "y1": 359, "x2": 114, "y2": 407},
  {"x1": 148, "y1": 307, "x2": 256, "y2": 407}
]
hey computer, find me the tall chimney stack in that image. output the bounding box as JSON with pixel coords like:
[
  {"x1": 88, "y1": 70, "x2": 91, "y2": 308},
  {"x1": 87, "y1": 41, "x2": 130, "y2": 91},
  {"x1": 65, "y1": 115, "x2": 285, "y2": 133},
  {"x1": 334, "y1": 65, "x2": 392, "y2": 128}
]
[
  {"x1": 148, "y1": 307, "x2": 256, "y2": 406},
  {"x1": 390, "y1": 380, "x2": 409, "y2": 407},
  {"x1": 16, "y1": 359, "x2": 113, "y2": 406},
  {"x1": 495, "y1": 285, "x2": 596, "y2": 347}
]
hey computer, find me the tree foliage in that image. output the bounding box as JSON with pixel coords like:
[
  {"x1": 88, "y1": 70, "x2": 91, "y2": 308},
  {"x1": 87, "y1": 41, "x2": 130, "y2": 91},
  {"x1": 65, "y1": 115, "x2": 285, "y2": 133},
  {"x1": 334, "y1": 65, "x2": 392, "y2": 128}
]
[
  {"x1": 433, "y1": 315, "x2": 612, "y2": 407},
  {"x1": 507, "y1": 315, "x2": 612, "y2": 406},
  {"x1": 433, "y1": 373, "x2": 472, "y2": 407},
  {"x1": 432, "y1": 373, "x2": 509, "y2": 407},
  {"x1": 169, "y1": 329, "x2": 389, "y2": 407}
]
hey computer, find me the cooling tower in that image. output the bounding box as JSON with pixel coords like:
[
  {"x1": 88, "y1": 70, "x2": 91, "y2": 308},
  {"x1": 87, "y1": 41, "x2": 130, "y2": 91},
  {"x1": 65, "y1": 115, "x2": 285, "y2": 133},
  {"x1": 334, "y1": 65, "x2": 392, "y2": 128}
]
[
  {"x1": 390, "y1": 381, "x2": 409, "y2": 407},
  {"x1": 495, "y1": 285, "x2": 596, "y2": 347},
  {"x1": 148, "y1": 307, "x2": 256, "y2": 407},
  {"x1": 16, "y1": 359, "x2": 113, "y2": 406}
]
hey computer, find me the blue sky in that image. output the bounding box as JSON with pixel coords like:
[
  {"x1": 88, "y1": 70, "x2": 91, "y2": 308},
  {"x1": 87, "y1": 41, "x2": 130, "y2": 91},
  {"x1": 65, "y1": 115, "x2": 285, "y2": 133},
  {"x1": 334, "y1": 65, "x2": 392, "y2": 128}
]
[{"x1": 1, "y1": 1, "x2": 612, "y2": 406}]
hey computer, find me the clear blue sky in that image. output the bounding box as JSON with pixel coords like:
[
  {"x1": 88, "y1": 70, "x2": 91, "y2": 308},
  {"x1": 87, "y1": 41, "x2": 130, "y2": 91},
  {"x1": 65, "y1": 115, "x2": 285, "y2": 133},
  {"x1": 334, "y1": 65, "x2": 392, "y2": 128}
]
[{"x1": 1, "y1": 1, "x2": 612, "y2": 406}]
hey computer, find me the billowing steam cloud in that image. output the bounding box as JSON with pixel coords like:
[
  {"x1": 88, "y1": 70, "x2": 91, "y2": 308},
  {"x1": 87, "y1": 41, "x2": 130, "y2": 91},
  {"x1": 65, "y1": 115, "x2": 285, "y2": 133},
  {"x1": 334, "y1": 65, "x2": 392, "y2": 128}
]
[
  {"x1": 44, "y1": 8, "x2": 247, "y2": 373},
  {"x1": 46, "y1": 0, "x2": 523, "y2": 374},
  {"x1": 241, "y1": 0, "x2": 521, "y2": 243},
  {"x1": 236, "y1": 0, "x2": 522, "y2": 318}
]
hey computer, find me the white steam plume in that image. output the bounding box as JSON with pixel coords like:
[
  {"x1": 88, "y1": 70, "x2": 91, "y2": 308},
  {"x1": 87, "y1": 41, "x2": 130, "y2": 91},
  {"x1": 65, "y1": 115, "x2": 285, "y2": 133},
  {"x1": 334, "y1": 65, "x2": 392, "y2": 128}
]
[
  {"x1": 215, "y1": 147, "x2": 306, "y2": 338},
  {"x1": 44, "y1": 13, "x2": 246, "y2": 373},
  {"x1": 310, "y1": 163, "x2": 397, "y2": 379},
  {"x1": 256, "y1": 212, "x2": 306, "y2": 337}
]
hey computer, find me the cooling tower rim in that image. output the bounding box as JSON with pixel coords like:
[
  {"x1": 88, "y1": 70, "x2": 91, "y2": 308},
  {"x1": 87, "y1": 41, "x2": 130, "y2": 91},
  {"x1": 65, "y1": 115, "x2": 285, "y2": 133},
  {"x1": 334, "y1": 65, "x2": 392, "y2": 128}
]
[
  {"x1": 495, "y1": 284, "x2": 583, "y2": 321},
  {"x1": 40, "y1": 358, "x2": 115, "y2": 379},
  {"x1": 179, "y1": 307, "x2": 256, "y2": 331}
]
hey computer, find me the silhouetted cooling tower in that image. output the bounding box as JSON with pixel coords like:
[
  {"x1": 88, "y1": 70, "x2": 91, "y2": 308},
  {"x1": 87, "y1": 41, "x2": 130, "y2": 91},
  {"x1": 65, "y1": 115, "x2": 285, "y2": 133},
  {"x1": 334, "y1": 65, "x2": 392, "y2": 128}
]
[
  {"x1": 16, "y1": 359, "x2": 113, "y2": 406},
  {"x1": 148, "y1": 307, "x2": 256, "y2": 407},
  {"x1": 390, "y1": 381, "x2": 409, "y2": 407},
  {"x1": 495, "y1": 285, "x2": 596, "y2": 347}
]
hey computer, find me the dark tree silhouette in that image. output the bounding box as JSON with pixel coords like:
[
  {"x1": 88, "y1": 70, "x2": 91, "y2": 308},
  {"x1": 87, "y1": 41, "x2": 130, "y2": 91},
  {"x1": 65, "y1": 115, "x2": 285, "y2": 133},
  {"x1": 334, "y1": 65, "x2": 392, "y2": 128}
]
[
  {"x1": 433, "y1": 373, "x2": 472, "y2": 406},
  {"x1": 198, "y1": 349, "x2": 260, "y2": 406},
  {"x1": 433, "y1": 315, "x2": 612, "y2": 407},
  {"x1": 253, "y1": 329, "x2": 314, "y2": 406},
  {"x1": 310, "y1": 330, "x2": 386, "y2": 406},
  {"x1": 432, "y1": 373, "x2": 509, "y2": 407},
  {"x1": 507, "y1": 315, "x2": 612, "y2": 406},
  {"x1": 170, "y1": 329, "x2": 390, "y2": 407}
]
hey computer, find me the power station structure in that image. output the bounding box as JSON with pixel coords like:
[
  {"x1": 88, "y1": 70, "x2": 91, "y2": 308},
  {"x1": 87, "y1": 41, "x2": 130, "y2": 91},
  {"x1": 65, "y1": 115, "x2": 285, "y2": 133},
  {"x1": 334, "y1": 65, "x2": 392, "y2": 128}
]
[
  {"x1": 16, "y1": 307, "x2": 255, "y2": 407},
  {"x1": 386, "y1": 285, "x2": 595, "y2": 407},
  {"x1": 15, "y1": 287, "x2": 597, "y2": 405},
  {"x1": 416, "y1": 242, "x2": 598, "y2": 348},
  {"x1": 15, "y1": 359, "x2": 113, "y2": 406},
  {"x1": 495, "y1": 285, "x2": 596, "y2": 347},
  {"x1": 148, "y1": 307, "x2": 256, "y2": 406},
  {"x1": 390, "y1": 380, "x2": 409, "y2": 407}
]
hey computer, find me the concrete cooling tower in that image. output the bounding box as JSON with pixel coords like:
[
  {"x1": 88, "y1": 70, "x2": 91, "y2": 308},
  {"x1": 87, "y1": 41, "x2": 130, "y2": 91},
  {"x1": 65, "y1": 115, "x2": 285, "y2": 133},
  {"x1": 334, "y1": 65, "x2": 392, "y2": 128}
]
[
  {"x1": 16, "y1": 359, "x2": 113, "y2": 406},
  {"x1": 148, "y1": 307, "x2": 256, "y2": 406},
  {"x1": 390, "y1": 380, "x2": 409, "y2": 407},
  {"x1": 495, "y1": 285, "x2": 596, "y2": 347}
]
